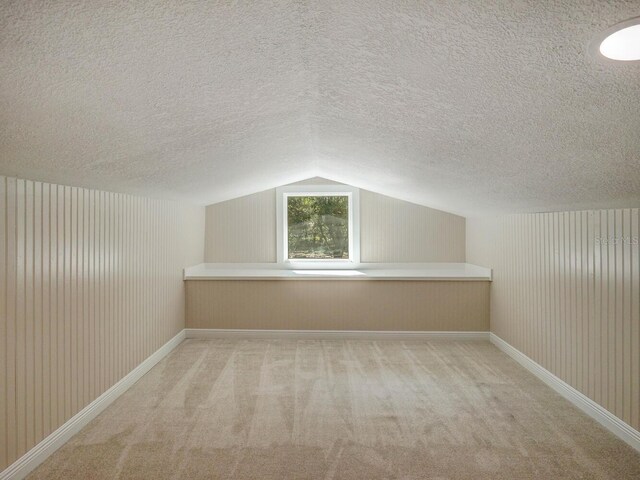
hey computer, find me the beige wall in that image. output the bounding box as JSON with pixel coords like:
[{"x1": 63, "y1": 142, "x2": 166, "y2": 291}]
[
  {"x1": 204, "y1": 186, "x2": 466, "y2": 263},
  {"x1": 186, "y1": 280, "x2": 489, "y2": 331},
  {"x1": 467, "y1": 209, "x2": 640, "y2": 432},
  {"x1": 0, "y1": 176, "x2": 205, "y2": 471}
]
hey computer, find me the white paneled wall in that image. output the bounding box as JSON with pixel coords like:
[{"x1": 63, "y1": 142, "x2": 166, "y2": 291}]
[
  {"x1": 0, "y1": 176, "x2": 204, "y2": 471},
  {"x1": 360, "y1": 190, "x2": 465, "y2": 262},
  {"x1": 205, "y1": 189, "x2": 276, "y2": 262},
  {"x1": 204, "y1": 187, "x2": 466, "y2": 263},
  {"x1": 467, "y1": 210, "x2": 640, "y2": 432}
]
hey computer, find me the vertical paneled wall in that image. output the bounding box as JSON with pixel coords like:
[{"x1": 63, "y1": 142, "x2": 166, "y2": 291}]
[
  {"x1": 360, "y1": 190, "x2": 465, "y2": 262},
  {"x1": 205, "y1": 189, "x2": 276, "y2": 262},
  {"x1": 204, "y1": 187, "x2": 466, "y2": 263},
  {"x1": 0, "y1": 176, "x2": 205, "y2": 471},
  {"x1": 467, "y1": 210, "x2": 640, "y2": 432},
  {"x1": 186, "y1": 280, "x2": 489, "y2": 331}
]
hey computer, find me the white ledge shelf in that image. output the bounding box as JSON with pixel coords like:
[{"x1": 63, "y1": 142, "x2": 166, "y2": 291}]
[{"x1": 184, "y1": 263, "x2": 492, "y2": 281}]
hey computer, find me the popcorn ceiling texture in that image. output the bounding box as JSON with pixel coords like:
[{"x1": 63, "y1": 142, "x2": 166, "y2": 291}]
[{"x1": 1, "y1": 1, "x2": 639, "y2": 214}]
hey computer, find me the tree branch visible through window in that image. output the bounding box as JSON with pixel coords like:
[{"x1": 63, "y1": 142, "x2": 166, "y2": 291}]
[{"x1": 287, "y1": 196, "x2": 349, "y2": 259}]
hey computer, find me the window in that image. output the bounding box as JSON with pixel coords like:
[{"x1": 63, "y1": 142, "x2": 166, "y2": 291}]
[{"x1": 276, "y1": 185, "x2": 360, "y2": 266}]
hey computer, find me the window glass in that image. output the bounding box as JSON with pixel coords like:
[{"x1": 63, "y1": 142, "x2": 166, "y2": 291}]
[{"x1": 287, "y1": 195, "x2": 349, "y2": 259}]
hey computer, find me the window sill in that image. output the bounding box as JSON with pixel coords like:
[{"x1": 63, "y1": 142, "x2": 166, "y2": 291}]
[{"x1": 183, "y1": 263, "x2": 492, "y2": 281}]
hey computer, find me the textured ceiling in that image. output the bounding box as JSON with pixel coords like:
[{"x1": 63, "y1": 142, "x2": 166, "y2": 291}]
[{"x1": 1, "y1": 1, "x2": 639, "y2": 215}]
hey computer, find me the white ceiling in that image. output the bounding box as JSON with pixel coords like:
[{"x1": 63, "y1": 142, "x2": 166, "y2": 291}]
[{"x1": 1, "y1": 1, "x2": 639, "y2": 215}]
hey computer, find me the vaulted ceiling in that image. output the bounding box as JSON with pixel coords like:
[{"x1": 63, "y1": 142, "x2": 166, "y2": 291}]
[{"x1": 1, "y1": 1, "x2": 639, "y2": 215}]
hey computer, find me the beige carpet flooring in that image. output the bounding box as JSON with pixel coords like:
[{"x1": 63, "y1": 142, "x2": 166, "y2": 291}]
[{"x1": 29, "y1": 338, "x2": 640, "y2": 479}]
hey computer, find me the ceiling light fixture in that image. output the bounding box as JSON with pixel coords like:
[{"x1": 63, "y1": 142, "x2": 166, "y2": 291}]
[{"x1": 597, "y1": 17, "x2": 640, "y2": 61}]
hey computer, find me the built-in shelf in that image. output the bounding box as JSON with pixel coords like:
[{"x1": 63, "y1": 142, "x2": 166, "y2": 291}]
[{"x1": 183, "y1": 263, "x2": 492, "y2": 281}]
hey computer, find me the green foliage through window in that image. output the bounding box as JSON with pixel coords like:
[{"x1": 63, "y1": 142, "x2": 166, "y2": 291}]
[{"x1": 287, "y1": 195, "x2": 349, "y2": 259}]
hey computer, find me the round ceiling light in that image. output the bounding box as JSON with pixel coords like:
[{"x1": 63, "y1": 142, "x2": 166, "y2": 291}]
[{"x1": 597, "y1": 17, "x2": 640, "y2": 61}]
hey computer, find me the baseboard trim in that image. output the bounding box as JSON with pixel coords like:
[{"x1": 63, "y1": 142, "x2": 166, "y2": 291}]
[
  {"x1": 490, "y1": 333, "x2": 640, "y2": 453},
  {"x1": 0, "y1": 330, "x2": 186, "y2": 480},
  {"x1": 185, "y1": 328, "x2": 489, "y2": 341}
]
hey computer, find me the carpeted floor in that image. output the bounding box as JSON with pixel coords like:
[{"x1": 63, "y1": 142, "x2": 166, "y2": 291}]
[{"x1": 29, "y1": 338, "x2": 640, "y2": 479}]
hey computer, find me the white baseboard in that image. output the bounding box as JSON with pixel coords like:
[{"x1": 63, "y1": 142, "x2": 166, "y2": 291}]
[
  {"x1": 185, "y1": 328, "x2": 489, "y2": 341},
  {"x1": 0, "y1": 330, "x2": 186, "y2": 480},
  {"x1": 490, "y1": 333, "x2": 640, "y2": 453}
]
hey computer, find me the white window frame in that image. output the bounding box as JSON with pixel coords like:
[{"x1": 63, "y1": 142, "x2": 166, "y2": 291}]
[{"x1": 276, "y1": 185, "x2": 360, "y2": 268}]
